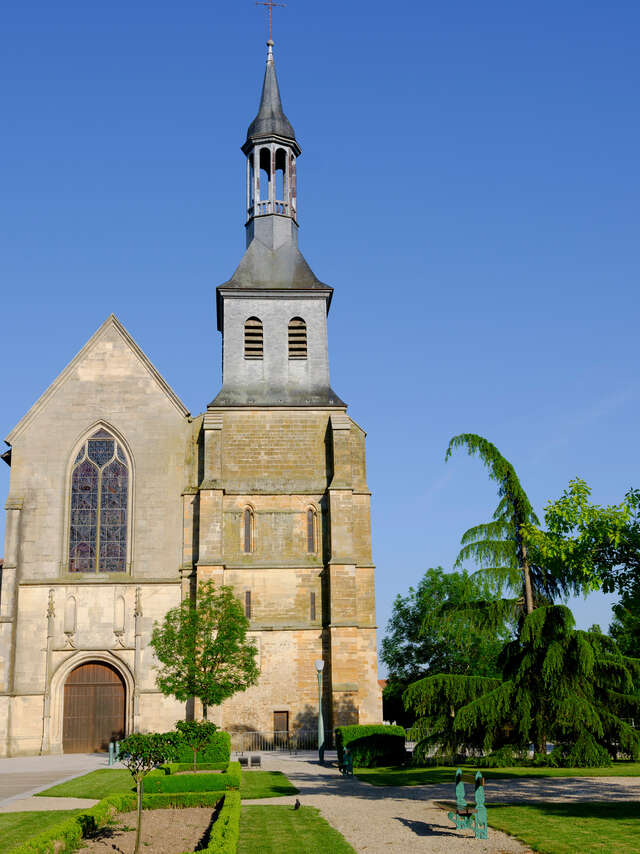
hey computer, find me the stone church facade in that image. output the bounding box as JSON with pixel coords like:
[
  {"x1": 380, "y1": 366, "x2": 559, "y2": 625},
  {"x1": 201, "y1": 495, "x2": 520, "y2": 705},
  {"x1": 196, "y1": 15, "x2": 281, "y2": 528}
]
[{"x1": 0, "y1": 40, "x2": 382, "y2": 757}]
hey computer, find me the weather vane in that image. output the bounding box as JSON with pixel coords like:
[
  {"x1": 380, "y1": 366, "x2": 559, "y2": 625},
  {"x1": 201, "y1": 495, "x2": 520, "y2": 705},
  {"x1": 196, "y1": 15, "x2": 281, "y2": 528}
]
[{"x1": 256, "y1": 0, "x2": 286, "y2": 42}]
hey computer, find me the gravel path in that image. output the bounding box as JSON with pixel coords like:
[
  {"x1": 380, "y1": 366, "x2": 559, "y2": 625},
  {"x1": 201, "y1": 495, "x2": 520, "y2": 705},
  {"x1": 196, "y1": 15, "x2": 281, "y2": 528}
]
[{"x1": 246, "y1": 757, "x2": 532, "y2": 854}]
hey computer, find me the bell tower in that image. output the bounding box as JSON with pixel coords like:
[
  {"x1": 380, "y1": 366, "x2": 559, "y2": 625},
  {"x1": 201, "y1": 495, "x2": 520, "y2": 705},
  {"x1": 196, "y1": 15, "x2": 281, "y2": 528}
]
[{"x1": 196, "y1": 36, "x2": 382, "y2": 735}]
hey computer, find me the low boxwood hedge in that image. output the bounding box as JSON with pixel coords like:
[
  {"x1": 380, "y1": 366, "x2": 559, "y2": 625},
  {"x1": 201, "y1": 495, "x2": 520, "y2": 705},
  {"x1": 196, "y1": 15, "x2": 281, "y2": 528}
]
[
  {"x1": 7, "y1": 789, "x2": 240, "y2": 854},
  {"x1": 163, "y1": 761, "x2": 229, "y2": 774},
  {"x1": 144, "y1": 762, "x2": 241, "y2": 794},
  {"x1": 178, "y1": 791, "x2": 241, "y2": 854},
  {"x1": 174, "y1": 730, "x2": 231, "y2": 765},
  {"x1": 335, "y1": 724, "x2": 406, "y2": 768}
]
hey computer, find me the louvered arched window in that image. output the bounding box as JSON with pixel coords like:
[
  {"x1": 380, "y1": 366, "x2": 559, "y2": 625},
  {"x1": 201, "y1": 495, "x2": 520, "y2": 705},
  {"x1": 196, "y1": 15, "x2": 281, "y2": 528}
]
[
  {"x1": 69, "y1": 428, "x2": 129, "y2": 573},
  {"x1": 244, "y1": 317, "x2": 263, "y2": 360},
  {"x1": 288, "y1": 317, "x2": 307, "y2": 360}
]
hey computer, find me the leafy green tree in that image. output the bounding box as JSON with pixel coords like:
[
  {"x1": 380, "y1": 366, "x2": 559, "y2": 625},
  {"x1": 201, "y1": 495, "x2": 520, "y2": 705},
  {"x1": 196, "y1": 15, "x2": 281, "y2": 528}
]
[
  {"x1": 405, "y1": 605, "x2": 640, "y2": 759},
  {"x1": 525, "y1": 478, "x2": 640, "y2": 599},
  {"x1": 119, "y1": 731, "x2": 179, "y2": 854},
  {"x1": 150, "y1": 581, "x2": 259, "y2": 721},
  {"x1": 610, "y1": 590, "x2": 640, "y2": 659},
  {"x1": 174, "y1": 719, "x2": 219, "y2": 772},
  {"x1": 381, "y1": 567, "x2": 511, "y2": 725},
  {"x1": 445, "y1": 434, "x2": 576, "y2": 618}
]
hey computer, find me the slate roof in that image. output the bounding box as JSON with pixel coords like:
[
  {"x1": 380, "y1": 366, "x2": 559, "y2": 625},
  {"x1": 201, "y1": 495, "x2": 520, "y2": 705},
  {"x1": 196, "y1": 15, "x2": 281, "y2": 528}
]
[{"x1": 246, "y1": 41, "x2": 297, "y2": 145}]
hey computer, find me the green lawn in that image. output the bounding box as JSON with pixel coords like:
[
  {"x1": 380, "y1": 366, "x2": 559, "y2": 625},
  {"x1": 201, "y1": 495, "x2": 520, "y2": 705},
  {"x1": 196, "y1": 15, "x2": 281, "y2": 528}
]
[
  {"x1": 240, "y1": 770, "x2": 298, "y2": 799},
  {"x1": 36, "y1": 769, "x2": 135, "y2": 798},
  {"x1": 488, "y1": 802, "x2": 640, "y2": 854},
  {"x1": 238, "y1": 805, "x2": 356, "y2": 854},
  {"x1": 37, "y1": 767, "x2": 298, "y2": 801},
  {"x1": 355, "y1": 762, "x2": 640, "y2": 787},
  {"x1": 0, "y1": 810, "x2": 83, "y2": 852}
]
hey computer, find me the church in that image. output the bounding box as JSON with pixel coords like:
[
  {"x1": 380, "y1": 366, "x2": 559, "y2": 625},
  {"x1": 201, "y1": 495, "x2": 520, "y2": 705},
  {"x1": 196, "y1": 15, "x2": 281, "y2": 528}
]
[{"x1": 0, "y1": 38, "x2": 382, "y2": 756}]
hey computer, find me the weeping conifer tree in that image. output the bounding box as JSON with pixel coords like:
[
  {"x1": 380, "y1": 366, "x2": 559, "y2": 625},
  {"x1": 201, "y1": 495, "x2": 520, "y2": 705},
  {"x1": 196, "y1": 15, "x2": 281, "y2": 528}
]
[
  {"x1": 404, "y1": 435, "x2": 640, "y2": 763},
  {"x1": 444, "y1": 434, "x2": 580, "y2": 621},
  {"x1": 405, "y1": 604, "x2": 640, "y2": 761}
]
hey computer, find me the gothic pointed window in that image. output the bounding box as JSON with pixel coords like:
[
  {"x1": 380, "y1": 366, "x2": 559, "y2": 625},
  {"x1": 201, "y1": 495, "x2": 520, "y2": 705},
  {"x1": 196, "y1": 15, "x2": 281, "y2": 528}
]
[
  {"x1": 69, "y1": 429, "x2": 129, "y2": 573},
  {"x1": 307, "y1": 507, "x2": 317, "y2": 553},
  {"x1": 243, "y1": 507, "x2": 254, "y2": 554},
  {"x1": 244, "y1": 317, "x2": 263, "y2": 360},
  {"x1": 288, "y1": 317, "x2": 307, "y2": 360}
]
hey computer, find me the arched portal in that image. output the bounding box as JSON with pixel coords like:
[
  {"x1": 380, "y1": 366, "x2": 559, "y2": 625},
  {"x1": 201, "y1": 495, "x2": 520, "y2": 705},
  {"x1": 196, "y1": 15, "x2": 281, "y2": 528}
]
[{"x1": 62, "y1": 661, "x2": 125, "y2": 753}]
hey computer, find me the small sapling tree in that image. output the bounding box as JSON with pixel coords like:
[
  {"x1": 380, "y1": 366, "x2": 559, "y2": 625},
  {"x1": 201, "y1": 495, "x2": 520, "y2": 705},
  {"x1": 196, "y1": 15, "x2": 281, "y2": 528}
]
[
  {"x1": 150, "y1": 581, "x2": 259, "y2": 721},
  {"x1": 175, "y1": 719, "x2": 219, "y2": 772},
  {"x1": 119, "y1": 732, "x2": 179, "y2": 854}
]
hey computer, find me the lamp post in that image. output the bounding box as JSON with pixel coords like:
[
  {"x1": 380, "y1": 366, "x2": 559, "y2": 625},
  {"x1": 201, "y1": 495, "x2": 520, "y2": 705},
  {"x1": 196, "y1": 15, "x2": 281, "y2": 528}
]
[{"x1": 314, "y1": 659, "x2": 325, "y2": 763}]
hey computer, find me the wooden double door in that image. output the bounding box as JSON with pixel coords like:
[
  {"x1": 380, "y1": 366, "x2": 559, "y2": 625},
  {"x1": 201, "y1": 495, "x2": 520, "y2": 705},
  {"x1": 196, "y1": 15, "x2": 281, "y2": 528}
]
[{"x1": 63, "y1": 662, "x2": 125, "y2": 754}]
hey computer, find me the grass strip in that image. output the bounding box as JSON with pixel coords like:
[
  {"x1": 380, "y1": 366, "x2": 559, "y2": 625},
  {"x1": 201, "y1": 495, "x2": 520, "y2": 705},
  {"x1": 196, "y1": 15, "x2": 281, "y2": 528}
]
[
  {"x1": 0, "y1": 811, "x2": 84, "y2": 852},
  {"x1": 355, "y1": 761, "x2": 640, "y2": 787},
  {"x1": 238, "y1": 805, "x2": 356, "y2": 854},
  {"x1": 240, "y1": 770, "x2": 298, "y2": 800},
  {"x1": 487, "y1": 802, "x2": 640, "y2": 854}
]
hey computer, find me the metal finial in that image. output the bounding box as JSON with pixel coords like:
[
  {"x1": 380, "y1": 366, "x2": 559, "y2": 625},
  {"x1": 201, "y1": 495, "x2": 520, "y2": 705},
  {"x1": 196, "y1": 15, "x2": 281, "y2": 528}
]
[{"x1": 256, "y1": 0, "x2": 286, "y2": 42}]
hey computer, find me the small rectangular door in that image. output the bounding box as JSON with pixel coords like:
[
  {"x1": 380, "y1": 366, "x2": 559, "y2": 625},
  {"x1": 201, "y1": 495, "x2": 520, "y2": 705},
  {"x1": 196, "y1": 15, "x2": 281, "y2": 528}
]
[{"x1": 273, "y1": 711, "x2": 289, "y2": 747}]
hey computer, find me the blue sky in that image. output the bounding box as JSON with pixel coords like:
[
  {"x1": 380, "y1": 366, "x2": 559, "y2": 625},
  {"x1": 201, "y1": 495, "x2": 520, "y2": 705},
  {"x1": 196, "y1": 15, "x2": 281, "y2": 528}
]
[{"x1": 2, "y1": 1, "x2": 639, "y2": 674}]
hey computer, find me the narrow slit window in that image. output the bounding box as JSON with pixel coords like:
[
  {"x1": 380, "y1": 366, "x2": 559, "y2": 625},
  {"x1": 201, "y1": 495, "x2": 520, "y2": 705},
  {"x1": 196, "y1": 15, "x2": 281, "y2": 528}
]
[
  {"x1": 245, "y1": 590, "x2": 252, "y2": 619},
  {"x1": 244, "y1": 317, "x2": 263, "y2": 360},
  {"x1": 307, "y1": 508, "x2": 316, "y2": 553},
  {"x1": 310, "y1": 591, "x2": 316, "y2": 621},
  {"x1": 243, "y1": 508, "x2": 253, "y2": 553},
  {"x1": 288, "y1": 317, "x2": 307, "y2": 360}
]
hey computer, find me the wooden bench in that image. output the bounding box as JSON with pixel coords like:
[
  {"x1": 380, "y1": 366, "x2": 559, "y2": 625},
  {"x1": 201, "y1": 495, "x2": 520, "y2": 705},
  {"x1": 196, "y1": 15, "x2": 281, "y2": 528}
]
[{"x1": 446, "y1": 769, "x2": 488, "y2": 839}]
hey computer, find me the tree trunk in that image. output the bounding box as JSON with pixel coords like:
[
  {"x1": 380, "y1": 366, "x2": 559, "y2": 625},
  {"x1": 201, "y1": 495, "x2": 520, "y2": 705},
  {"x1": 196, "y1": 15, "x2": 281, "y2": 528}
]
[
  {"x1": 521, "y1": 540, "x2": 535, "y2": 615},
  {"x1": 134, "y1": 777, "x2": 143, "y2": 854}
]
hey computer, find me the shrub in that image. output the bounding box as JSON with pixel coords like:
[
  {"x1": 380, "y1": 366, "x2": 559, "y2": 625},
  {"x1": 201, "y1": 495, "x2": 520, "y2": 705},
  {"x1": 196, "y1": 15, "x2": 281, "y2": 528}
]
[
  {"x1": 533, "y1": 734, "x2": 612, "y2": 768},
  {"x1": 143, "y1": 761, "x2": 241, "y2": 794},
  {"x1": 161, "y1": 761, "x2": 228, "y2": 774},
  {"x1": 335, "y1": 725, "x2": 406, "y2": 768},
  {"x1": 175, "y1": 729, "x2": 231, "y2": 765}
]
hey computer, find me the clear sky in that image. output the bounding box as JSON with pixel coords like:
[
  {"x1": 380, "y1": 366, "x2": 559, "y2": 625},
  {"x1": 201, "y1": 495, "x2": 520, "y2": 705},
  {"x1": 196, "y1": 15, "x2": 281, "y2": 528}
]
[{"x1": 2, "y1": 1, "x2": 639, "y2": 675}]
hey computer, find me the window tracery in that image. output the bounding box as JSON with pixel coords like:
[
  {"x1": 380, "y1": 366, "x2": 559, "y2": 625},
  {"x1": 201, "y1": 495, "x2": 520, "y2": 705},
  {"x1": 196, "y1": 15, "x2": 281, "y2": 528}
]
[{"x1": 69, "y1": 429, "x2": 129, "y2": 573}]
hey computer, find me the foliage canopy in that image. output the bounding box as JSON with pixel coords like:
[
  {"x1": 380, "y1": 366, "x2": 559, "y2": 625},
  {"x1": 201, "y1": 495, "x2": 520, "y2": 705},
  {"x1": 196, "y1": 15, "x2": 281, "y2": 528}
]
[{"x1": 150, "y1": 581, "x2": 259, "y2": 720}]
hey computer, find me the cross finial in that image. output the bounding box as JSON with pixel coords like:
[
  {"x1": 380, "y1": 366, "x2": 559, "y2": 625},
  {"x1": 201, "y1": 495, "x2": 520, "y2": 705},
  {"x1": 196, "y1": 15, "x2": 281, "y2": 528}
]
[{"x1": 256, "y1": 0, "x2": 286, "y2": 42}]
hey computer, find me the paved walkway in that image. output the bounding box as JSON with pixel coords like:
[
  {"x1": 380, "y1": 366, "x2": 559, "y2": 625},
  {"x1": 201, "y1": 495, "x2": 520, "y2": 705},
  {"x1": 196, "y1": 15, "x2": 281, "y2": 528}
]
[
  {"x1": 246, "y1": 755, "x2": 530, "y2": 854},
  {"x1": 0, "y1": 753, "x2": 109, "y2": 808}
]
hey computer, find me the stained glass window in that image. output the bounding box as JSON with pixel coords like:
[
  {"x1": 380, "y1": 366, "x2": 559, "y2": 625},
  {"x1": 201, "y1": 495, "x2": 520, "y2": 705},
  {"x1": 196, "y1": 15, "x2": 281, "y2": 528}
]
[{"x1": 69, "y1": 430, "x2": 129, "y2": 573}]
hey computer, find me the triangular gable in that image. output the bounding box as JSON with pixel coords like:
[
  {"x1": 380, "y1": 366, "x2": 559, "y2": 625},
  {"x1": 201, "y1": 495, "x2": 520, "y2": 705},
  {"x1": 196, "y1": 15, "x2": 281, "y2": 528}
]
[{"x1": 5, "y1": 314, "x2": 190, "y2": 444}]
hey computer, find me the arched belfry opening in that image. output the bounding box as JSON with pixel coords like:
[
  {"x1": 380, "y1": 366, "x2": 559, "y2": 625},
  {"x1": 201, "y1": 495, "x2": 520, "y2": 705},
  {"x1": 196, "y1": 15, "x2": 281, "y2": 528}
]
[
  {"x1": 243, "y1": 40, "x2": 301, "y2": 228},
  {"x1": 62, "y1": 661, "x2": 125, "y2": 753}
]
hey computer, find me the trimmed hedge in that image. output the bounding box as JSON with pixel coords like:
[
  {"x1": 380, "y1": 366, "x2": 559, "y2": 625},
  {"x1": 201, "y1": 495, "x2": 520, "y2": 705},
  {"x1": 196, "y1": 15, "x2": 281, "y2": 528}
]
[
  {"x1": 335, "y1": 725, "x2": 406, "y2": 768},
  {"x1": 179, "y1": 791, "x2": 241, "y2": 854},
  {"x1": 175, "y1": 730, "x2": 231, "y2": 765},
  {"x1": 7, "y1": 789, "x2": 240, "y2": 854},
  {"x1": 163, "y1": 761, "x2": 229, "y2": 774},
  {"x1": 144, "y1": 762, "x2": 241, "y2": 794}
]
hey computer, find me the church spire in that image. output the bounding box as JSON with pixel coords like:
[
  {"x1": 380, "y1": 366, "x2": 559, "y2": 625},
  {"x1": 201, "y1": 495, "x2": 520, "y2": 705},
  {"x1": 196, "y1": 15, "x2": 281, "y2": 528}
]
[
  {"x1": 245, "y1": 40, "x2": 298, "y2": 147},
  {"x1": 242, "y1": 41, "x2": 301, "y2": 248}
]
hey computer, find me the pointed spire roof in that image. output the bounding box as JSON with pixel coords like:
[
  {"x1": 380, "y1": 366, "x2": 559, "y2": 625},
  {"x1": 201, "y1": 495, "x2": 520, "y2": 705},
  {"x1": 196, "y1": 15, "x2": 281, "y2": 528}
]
[{"x1": 245, "y1": 40, "x2": 298, "y2": 146}]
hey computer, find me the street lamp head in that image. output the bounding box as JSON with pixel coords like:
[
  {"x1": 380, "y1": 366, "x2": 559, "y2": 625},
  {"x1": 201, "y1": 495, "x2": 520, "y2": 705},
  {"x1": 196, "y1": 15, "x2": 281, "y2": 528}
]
[{"x1": 314, "y1": 659, "x2": 324, "y2": 672}]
